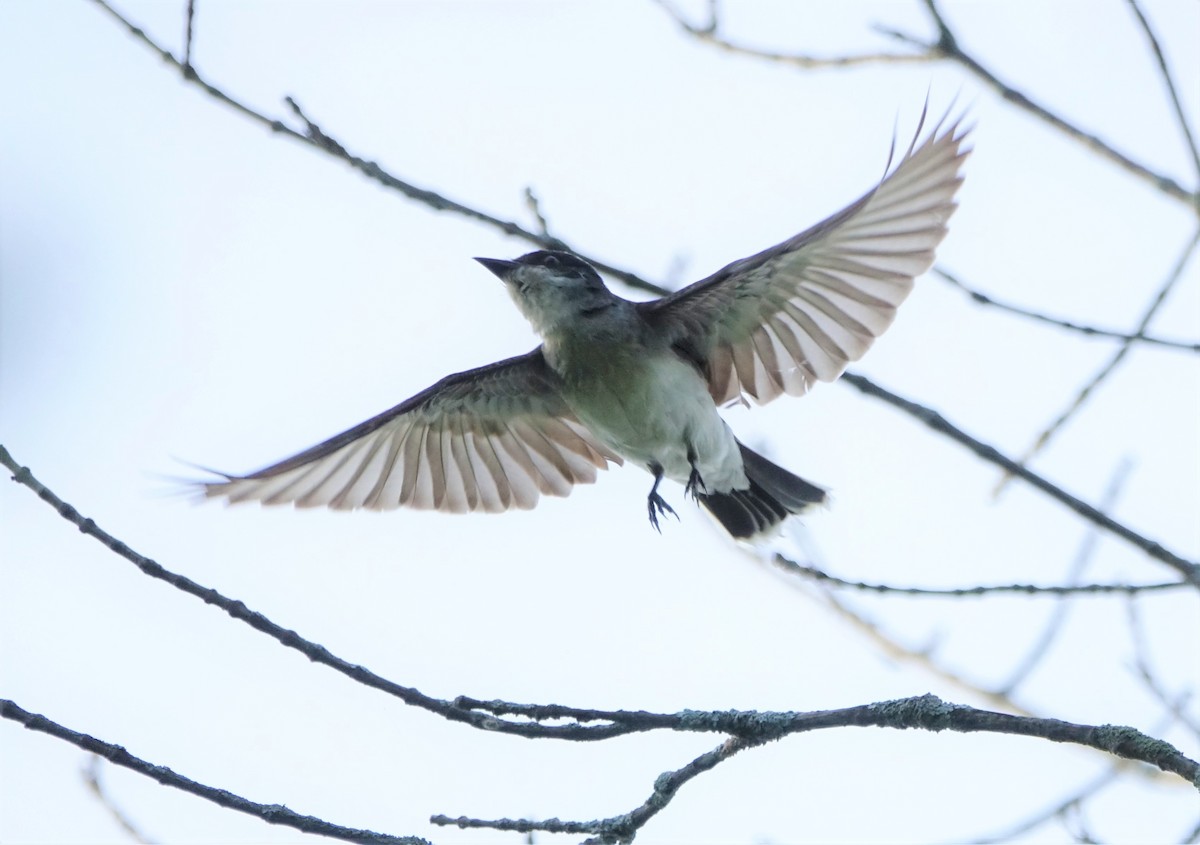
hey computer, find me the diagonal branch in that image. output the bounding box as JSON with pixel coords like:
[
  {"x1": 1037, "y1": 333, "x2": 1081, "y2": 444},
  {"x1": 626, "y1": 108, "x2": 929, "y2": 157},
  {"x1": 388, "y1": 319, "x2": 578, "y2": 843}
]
[
  {"x1": 994, "y1": 459, "x2": 1133, "y2": 696},
  {"x1": 181, "y1": 0, "x2": 195, "y2": 69},
  {"x1": 83, "y1": 756, "x2": 153, "y2": 845},
  {"x1": 835, "y1": 376, "x2": 1200, "y2": 588},
  {"x1": 934, "y1": 266, "x2": 1200, "y2": 352},
  {"x1": 0, "y1": 699, "x2": 426, "y2": 845},
  {"x1": 1124, "y1": 0, "x2": 1200, "y2": 185},
  {"x1": 5, "y1": 444, "x2": 1198, "y2": 767},
  {"x1": 771, "y1": 555, "x2": 1185, "y2": 597},
  {"x1": 0, "y1": 444, "x2": 635, "y2": 742},
  {"x1": 5, "y1": 445, "x2": 1196, "y2": 840},
  {"x1": 804, "y1": 584, "x2": 1039, "y2": 717},
  {"x1": 998, "y1": 228, "x2": 1200, "y2": 489},
  {"x1": 651, "y1": 0, "x2": 937, "y2": 69},
  {"x1": 970, "y1": 701, "x2": 1193, "y2": 844},
  {"x1": 1126, "y1": 597, "x2": 1200, "y2": 739},
  {"x1": 878, "y1": 0, "x2": 1197, "y2": 209},
  {"x1": 89, "y1": 0, "x2": 667, "y2": 297},
  {"x1": 86, "y1": 2, "x2": 1197, "y2": 574},
  {"x1": 431, "y1": 694, "x2": 1199, "y2": 841},
  {"x1": 431, "y1": 734, "x2": 760, "y2": 844},
  {"x1": 656, "y1": 0, "x2": 1197, "y2": 207}
]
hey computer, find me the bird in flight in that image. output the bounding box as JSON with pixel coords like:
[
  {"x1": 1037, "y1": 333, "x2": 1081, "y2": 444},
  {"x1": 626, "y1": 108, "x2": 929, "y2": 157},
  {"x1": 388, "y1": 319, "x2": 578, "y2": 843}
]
[{"x1": 203, "y1": 109, "x2": 970, "y2": 540}]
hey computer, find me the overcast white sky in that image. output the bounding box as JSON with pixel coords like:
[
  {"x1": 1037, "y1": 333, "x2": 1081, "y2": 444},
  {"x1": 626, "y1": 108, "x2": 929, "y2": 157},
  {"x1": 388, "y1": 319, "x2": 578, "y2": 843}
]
[{"x1": 2, "y1": 1, "x2": 1198, "y2": 843}]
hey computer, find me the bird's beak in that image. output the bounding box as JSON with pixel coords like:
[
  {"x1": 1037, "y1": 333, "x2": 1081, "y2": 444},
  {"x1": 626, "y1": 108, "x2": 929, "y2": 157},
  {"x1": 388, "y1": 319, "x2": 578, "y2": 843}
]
[{"x1": 474, "y1": 257, "x2": 518, "y2": 281}]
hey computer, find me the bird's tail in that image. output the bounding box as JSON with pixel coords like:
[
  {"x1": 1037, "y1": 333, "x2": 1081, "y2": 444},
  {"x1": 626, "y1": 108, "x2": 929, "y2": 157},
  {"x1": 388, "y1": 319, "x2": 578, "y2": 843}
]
[{"x1": 697, "y1": 442, "x2": 827, "y2": 540}]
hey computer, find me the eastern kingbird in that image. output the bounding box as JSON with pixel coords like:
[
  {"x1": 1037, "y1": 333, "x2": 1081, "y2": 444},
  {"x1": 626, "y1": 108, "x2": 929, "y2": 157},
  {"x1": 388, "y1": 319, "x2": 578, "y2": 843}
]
[{"x1": 204, "y1": 110, "x2": 969, "y2": 540}]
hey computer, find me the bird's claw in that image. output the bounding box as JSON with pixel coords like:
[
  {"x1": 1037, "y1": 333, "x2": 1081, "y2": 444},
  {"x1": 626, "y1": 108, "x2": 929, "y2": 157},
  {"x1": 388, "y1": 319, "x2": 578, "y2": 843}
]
[{"x1": 647, "y1": 493, "x2": 678, "y2": 533}]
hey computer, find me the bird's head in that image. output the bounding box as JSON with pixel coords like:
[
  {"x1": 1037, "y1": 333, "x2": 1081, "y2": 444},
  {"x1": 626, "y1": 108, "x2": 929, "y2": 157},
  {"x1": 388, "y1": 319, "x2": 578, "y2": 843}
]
[{"x1": 475, "y1": 250, "x2": 615, "y2": 337}]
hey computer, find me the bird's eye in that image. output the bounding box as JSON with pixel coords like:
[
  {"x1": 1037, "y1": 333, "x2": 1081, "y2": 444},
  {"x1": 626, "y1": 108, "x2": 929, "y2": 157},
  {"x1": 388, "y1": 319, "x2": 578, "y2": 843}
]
[{"x1": 543, "y1": 254, "x2": 560, "y2": 269}]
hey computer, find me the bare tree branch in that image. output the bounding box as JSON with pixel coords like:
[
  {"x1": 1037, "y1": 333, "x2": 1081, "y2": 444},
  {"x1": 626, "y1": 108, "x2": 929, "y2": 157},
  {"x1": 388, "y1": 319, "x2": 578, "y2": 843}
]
[
  {"x1": 523, "y1": 187, "x2": 553, "y2": 240},
  {"x1": 85, "y1": 2, "x2": 1199, "y2": 585},
  {"x1": 0, "y1": 445, "x2": 635, "y2": 742},
  {"x1": 994, "y1": 460, "x2": 1133, "y2": 696},
  {"x1": 88, "y1": 0, "x2": 667, "y2": 298},
  {"x1": 90, "y1": 0, "x2": 299, "y2": 137},
  {"x1": 432, "y1": 734, "x2": 759, "y2": 843},
  {"x1": 0, "y1": 444, "x2": 1062, "y2": 758},
  {"x1": 9, "y1": 5, "x2": 1188, "y2": 842},
  {"x1": 181, "y1": 0, "x2": 195, "y2": 70},
  {"x1": 80, "y1": 2, "x2": 1200, "y2": 579},
  {"x1": 5, "y1": 445, "x2": 1196, "y2": 845},
  {"x1": 771, "y1": 555, "x2": 1184, "y2": 597},
  {"x1": 1, "y1": 699, "x2": 426, "y2": 845},
  {"x1": 998, "y1": 228, "x2": 1200, "y2": 489},
  {"x1": 0, "y1": 442, "x2": 1032, "y2": 742},
  {"x1": 935, "y1": 266, "x2": 1200, "y2": 352},
  {"x1": 768, "y1": 554, "x2": 1188, "y2": 751},
  {"x1": 1124, "y1": 0, "x2": 1200, "y2": 184},
  {"x1": 82, "y1": 756, "x2": 154, "y2": 844},
  {"x1": 802, "y1": 584, "x2": 1039, "y2": 717},
  {"x1": 653, "y1": 0, "x2": 1197, "y2": 207},
  {"x1": 971, "y1": 700, "x2": 1191, "y2": 844},
  {"x1": 281, "y1": 94, "x2": 664, "y2": 294},
  {"x1": 1126, "y1": 598, "x2": 1200, "y2": 739},
  {"x1": 881, "y1": 0, "x2": 1198, "y2": 209},
  {"x1": 431, "y1": 694, "x2": 1198, "y2": 841},
  {"x1": 834, "y1": 377, "x2": 1200, "y2": 588},
  {"x1": 970, "y1": 765, "x2": 1124, "y2": 844},
  {"x1": 651, "y1": 0, "x2": 937, "y2": 68}
]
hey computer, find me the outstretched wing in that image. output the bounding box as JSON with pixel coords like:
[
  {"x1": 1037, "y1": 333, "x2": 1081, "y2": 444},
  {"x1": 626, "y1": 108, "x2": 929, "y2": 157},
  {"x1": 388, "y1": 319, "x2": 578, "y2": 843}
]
[
  {"x1": 640, "y1": 108, "x2": 971, "y2": 406},
  {"x1": 203, "y1": 349, "x2": 621, "y2": 513}
]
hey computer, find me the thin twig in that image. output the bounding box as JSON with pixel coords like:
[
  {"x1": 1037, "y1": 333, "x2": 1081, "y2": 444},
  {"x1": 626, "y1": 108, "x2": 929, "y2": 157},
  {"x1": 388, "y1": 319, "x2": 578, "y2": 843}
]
[
  {"x1": 998, "y1": 228, "x2": 1200, "y2": 491},
  {"x1": 1126, "y1": 598, "x2": 1200, "y2": 738},
  {"x1": 431, "y1": 693, "x2": 1198, "y2": 840},
  {"x1": 835, "y1": 376, "x2": 1200, "y2": 588},
  {"x1": 87, "y1": 0, "x2": 1197, "y2": 578},
  {"x1": 182, "y1": 0, "x2": 195, "y2": 70},
  {"x1": 935, "y1": 267, "x2": 1200, "y2": 352},
  {"x1": 432, "y1": 735, "x2": 759, "y2": 843},
  {"x1": 772, "y1": 554, "x2": 1183, "y2": 597},
  {"x1": 92, "y1": 0, "x2": 1199, "y2": 359},
  {"x1": 2, "y1": 700, "x2": 425, "y2": 845},
  {"x1": 523, "y1": 187, "x2": 552, "y2": 239},
  {"x1": 1124, "y1": 0, "x2": 1200, "y2": 187},
  {"x1": 651, "y1": 0, "x2": 936, "y2": 69},
  {"x1": 809, "y1": 584, "x2": 1038, "y2": 717},
  {"x1": 6, "y1": 444, "x2": 1199, "y2": 787},
  {"x1": 774, "y1": 542, "x2": 1171, "y2": 786},
  {"x1": 969, "y1": 766, "x2": 1123, "y2": 844},
  {"x1": 91, "y1": 0, "x2": 297, "y2": 137},
  {"x1": 876, "y1": 0, "x2": 1196, "y2": 208},
  {"x1": 970, "y1": 704, "x2": 1187, "y2": 844},
  {"x1": 662, "y1": 0, "x2": 1199, "y2": 207},
  {"x1": 5, "y1": 439, "x2": 1197, "y2": 840},
  {"x1": 83, "y1": 756, "x2": 154, "y2": 844},
  {"x1": 89, "y1": 0, "x2": 667, "y2": 298},
  {"x1": 0, "y1": 445, "x2": 644, "y2": 741},
  {"x1": 994, "y1": 460, "x2": 1133, "y2": 696}
]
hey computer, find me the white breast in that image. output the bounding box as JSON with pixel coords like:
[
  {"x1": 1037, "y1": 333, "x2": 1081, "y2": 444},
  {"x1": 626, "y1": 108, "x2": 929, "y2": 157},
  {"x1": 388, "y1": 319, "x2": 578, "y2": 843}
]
[{"x1": 562, "y1": 351, "x2": 748, "y2": 493}]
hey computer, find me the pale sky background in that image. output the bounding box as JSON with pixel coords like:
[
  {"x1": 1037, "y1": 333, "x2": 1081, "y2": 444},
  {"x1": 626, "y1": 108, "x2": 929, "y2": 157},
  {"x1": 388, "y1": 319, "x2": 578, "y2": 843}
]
[{"x1": 2, "y1": 1, "x2": 1198, "y2": 843}]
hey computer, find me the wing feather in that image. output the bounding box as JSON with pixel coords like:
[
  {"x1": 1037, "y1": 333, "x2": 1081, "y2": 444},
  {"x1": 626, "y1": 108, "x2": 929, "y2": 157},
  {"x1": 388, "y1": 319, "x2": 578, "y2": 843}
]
[
  {"x1": 641, "y1": 107, "x2": 970, "y2": 405},
  {"x1": 203, "y1": 349, "x2": 622, "y2": 513}
]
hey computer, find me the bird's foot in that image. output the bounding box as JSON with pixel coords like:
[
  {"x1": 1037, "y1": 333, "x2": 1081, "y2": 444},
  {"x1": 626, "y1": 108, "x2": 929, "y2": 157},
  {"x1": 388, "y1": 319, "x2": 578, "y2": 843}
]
[
  {"x1": 647, "y1": 492, "x2": 678, "y2": 533},
  {"x1": 684, "y1": 466, "x2": 707, "y2": 502}
]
